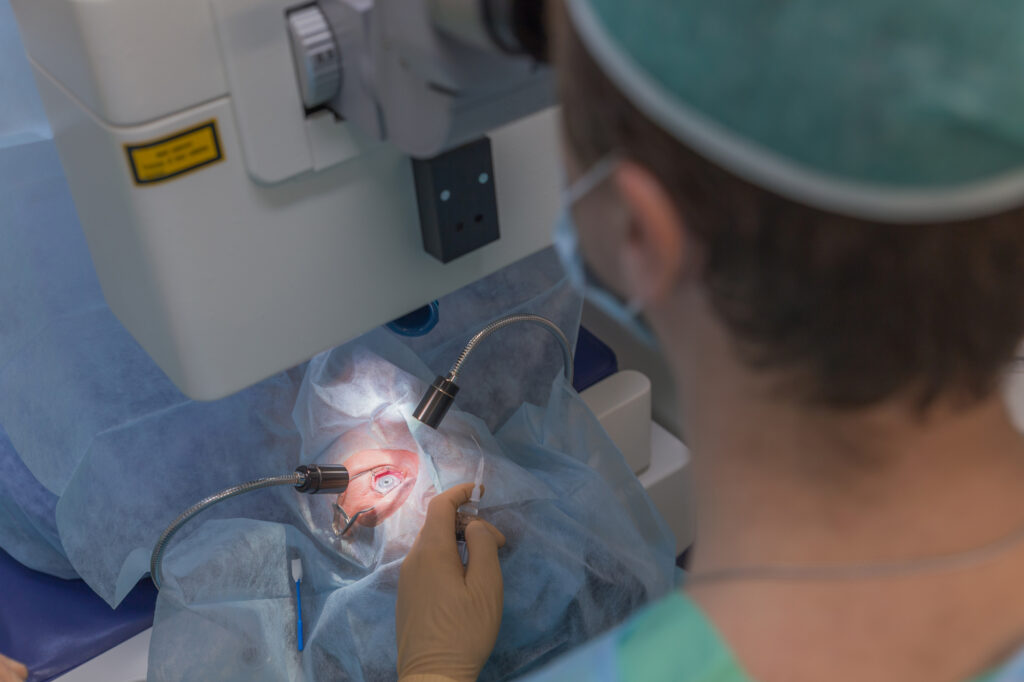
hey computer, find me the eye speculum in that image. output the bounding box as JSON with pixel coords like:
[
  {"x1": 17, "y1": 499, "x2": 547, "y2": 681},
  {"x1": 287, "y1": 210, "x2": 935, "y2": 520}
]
[{"x1": 332, "y1": 503, "x2": 374, "y2": 537}]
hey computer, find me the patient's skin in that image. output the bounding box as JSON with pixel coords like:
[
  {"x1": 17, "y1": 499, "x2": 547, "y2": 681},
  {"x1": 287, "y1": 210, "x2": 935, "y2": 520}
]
[{"x1": 336, "y1": 448, "x2": 419, "y2": 528}]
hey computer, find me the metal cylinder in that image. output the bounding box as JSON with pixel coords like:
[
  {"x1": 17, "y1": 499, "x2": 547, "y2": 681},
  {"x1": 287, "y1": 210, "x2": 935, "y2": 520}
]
[
  {"x1": 510, "y1": 0, "x2": 548, "y2": 62},
  {"x1": 294, "y1": 463, "x2": 350, "y2": 494},
  {"x1": 429, "y1": 0, "x2": 548, "y2": 59},
  {"x1": 413, "y1": 375, "x2": 461, "y2": 429}
]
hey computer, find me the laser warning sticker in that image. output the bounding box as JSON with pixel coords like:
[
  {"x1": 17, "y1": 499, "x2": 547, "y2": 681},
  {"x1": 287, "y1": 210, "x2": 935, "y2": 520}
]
[{"x1": 125, "y1": 120, "x2": 223, "y2": 185}]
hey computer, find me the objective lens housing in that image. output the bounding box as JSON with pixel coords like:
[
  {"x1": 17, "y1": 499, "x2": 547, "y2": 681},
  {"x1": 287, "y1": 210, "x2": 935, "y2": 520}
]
[
  {"x1": 430, "y1": 0, "x2": 549, "y2": 62},
  {"x1": 295, "y1": 464, "x2": 350, "y2": 493},
  {"x1": 413, "y1": 375, "x2": 461, "y2": 429}
]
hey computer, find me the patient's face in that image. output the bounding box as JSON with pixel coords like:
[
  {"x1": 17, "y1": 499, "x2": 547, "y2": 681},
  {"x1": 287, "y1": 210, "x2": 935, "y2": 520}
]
[{"x1": 335, "y1": 448, "x2": 419, "y2": 529}]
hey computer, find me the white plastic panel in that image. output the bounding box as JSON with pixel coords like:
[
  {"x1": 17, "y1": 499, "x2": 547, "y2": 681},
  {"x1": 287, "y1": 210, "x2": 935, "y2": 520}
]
[
  {"x1": 32, "y1": 55, "x2": 562, "y2": 399},
  {"x1": 639, "y1": 421, "x2": 695, "y2": 555},
  {"x1": 209, "y1": 0, "x2": 396, "y2": 182},
  {"x1": 581, "y1": 370, "x2": 653, "y2": 475},
  {"x1": 306, "y1": 110, "x2": 378, "y2": 172},
  {"x1": 0, "y1": 0, "x2": 50, "y2": 144},
  {"x1": 371, "y1": 0, "x2": 554, "y2": 157},
  {"x1": 210, "y1": 0, "x2": 322, "y2": 183},
  {"x1": 582, "y1": 301, "x2": 684, "y2": 439},
  {"x1": 10, "y1": 0, "x2": 228, "y2": 126},
  {"x1": 582, "y1": 370, "x2": 693, "y2": 553}
]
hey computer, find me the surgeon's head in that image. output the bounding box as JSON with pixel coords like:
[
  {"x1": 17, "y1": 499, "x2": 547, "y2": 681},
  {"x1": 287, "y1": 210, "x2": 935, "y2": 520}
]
[{"x1": 551, "y1": 0, "x2": 1024, "y2": 430}]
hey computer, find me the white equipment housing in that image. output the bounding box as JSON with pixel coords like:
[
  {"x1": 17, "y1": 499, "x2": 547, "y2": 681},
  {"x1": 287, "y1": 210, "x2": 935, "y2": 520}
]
[{"x1": 10, "y1": 0, "x2": 560, "y2": 400}]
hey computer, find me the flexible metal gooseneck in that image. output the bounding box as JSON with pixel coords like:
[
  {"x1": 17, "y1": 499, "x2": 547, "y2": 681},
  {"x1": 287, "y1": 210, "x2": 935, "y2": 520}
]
[
  {"x1": 449, "y1": 313, "x2": 574, "y2": 384},
  {"x1": 413, "y1": 313, "x2": 575, "y2": 429},
  {"x1": 151, "y1": 464, "x2": 351, "y2": 590},
  {"x1": 150, "y1": 474, "x2": 304, "y2": 590}
]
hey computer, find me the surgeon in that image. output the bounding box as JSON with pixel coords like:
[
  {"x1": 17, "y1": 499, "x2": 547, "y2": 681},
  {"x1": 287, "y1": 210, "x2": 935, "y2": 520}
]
[{"x1": 394, "y1": 0, "x2": 1024, "y2": 680}]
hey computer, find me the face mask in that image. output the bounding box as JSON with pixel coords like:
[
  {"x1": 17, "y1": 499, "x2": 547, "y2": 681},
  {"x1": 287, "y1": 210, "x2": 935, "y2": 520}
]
[{"x1": 553, "y1": 157, "x2": 659, "y2": 350}]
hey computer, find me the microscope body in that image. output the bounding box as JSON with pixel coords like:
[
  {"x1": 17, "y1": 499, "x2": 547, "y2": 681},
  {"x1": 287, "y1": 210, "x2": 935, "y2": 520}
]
[{"x1": 10, "y1": 0, "x2": 559, "y2": 399}]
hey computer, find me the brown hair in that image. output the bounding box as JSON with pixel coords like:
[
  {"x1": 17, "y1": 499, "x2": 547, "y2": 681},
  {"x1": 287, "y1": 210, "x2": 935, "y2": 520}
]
[{"x1": 554, "y1": 9, "x2": 1024, "y2": 409}]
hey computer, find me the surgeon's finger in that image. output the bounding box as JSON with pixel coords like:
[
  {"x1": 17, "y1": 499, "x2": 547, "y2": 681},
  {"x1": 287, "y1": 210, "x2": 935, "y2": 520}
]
[
  {"x1": 464, "y1": 520, "x2": 504, "y2": 596},
  {"x1": 0, "y1": 654, "x2": 28, "y2": 680},
  {"x1": 419, "y1": 483, "x2": 478, "y2": 550},
  {"x1": 467, "y1": 518, "x2": 506, "y2": 548}
]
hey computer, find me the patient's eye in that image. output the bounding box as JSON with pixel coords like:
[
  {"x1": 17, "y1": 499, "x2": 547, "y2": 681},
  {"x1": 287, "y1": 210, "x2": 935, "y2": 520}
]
[{"x1": 372, "y1": 470, "x2": 403, "y2": 494}]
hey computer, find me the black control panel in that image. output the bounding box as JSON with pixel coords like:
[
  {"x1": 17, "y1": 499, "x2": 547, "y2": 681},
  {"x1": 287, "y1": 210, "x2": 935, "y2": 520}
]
[{"x1": 412, "y1": 137, "x2": 501, "y2": 264}]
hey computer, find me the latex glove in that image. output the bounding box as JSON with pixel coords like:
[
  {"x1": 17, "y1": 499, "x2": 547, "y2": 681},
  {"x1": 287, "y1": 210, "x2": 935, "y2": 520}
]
[
  {"x1": 397, "y1": 482, "x2": 507, "y2": 682},
  {"x1": 0, "y1": 654, "x2": 27, "y2": 682}
]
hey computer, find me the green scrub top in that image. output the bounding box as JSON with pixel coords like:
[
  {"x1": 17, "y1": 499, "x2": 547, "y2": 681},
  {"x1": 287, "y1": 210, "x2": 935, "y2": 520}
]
[{"x1": 523, "y1": 590, "x2": 1017, "y2": 681}]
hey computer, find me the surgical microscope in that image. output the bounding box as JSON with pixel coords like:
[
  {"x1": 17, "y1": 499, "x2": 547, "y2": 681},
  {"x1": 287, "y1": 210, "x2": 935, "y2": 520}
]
[{"x1": 7, "y1": 1, "x2": 693, "y2": 678}]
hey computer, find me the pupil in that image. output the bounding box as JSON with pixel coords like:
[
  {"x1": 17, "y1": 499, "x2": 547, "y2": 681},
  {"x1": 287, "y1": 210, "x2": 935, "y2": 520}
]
[{"x1": 375, "y1": 474, "x2": 399, "y2": 493}]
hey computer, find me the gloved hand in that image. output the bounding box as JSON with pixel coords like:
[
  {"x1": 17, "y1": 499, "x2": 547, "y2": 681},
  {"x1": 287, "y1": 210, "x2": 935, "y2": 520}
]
[
  {"x1": 0, "y1": 654, "x2": 27, "y2": 682},
  {"x1": 396, "y1": 482, "x2": 507, "y2": 682}
]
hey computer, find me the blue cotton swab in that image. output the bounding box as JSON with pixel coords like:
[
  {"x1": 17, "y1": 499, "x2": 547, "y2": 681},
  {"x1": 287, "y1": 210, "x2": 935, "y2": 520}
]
[{"x1": 291, "y1": 558, "x2": 304, "y2": 652}]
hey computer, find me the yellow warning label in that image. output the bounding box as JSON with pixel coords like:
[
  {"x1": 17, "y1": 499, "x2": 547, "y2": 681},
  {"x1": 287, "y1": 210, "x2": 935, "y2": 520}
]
[{"x1": 125, "y1": 120, "x2": 223, "y2": 185}]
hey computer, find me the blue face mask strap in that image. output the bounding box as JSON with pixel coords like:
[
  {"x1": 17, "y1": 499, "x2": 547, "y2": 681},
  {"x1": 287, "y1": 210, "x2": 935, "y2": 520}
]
[
  {"x1": 561, "y1": 155, "x2": 660, "y2": 349},
  {"x1": 566, "y1": 155, "x2": 620, "y2": 205}
]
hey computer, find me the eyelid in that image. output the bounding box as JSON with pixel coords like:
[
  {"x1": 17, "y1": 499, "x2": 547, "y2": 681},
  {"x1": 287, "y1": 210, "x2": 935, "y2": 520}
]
[
  {"x1": 372, "y1": 469, "x2": 402, "y2": 483},
  {"x1": 347, "y1": 464, "x2": 388, "y2": 482},
  {"x1": 359, "y1": 463, "x2": 401, "y2": 478}
]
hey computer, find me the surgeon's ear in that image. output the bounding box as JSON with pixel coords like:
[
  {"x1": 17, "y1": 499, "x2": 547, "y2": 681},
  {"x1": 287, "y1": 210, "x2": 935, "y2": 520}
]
[{"x1": 613, "y1": 162, "x2": 689, "y2": 304}]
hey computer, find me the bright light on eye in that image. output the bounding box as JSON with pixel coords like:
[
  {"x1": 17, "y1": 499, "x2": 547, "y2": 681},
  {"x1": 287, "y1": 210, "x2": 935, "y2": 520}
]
[{"x1": 373, "y1": 472, "x2": 402, "y2": 494}]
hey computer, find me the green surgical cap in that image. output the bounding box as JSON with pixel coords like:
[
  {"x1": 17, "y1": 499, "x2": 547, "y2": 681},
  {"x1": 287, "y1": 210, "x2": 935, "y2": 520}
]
[{"x1": 567, "y1": 0, "x2": 1024, "y2": 222}]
